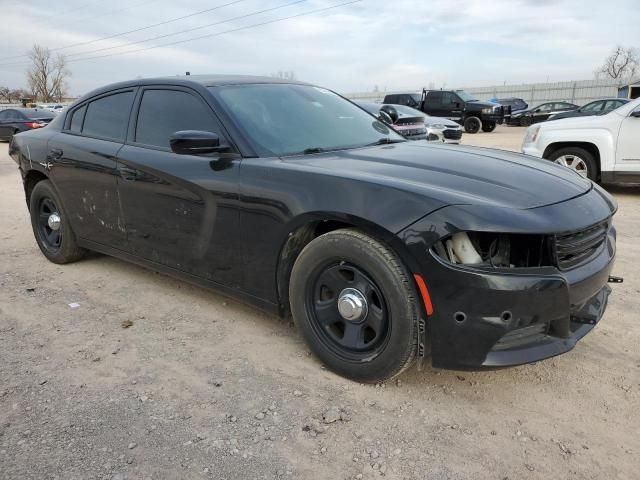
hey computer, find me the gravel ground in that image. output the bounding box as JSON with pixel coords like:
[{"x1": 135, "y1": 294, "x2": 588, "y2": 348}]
[{"x1": 1, "y1": 127, "x2": 639, "y2": 480}]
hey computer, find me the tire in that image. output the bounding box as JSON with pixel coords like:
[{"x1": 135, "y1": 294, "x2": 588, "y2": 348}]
[
  {"x1": 519, "y1": 116, "x2": 532, "y2": 127},
  {"x1": 289, "y1": 229, "x2": 420, "y2": 383},
  {"x1": 482, "y1": 121, "x2": 497, "y2": 132},
  {"x1": 29, "y1": 180, "x2": 85, "y2": 264},
  {"x1": 547, "y1": 147, "x2": 598, "y2": 181},
  {"x1": 463, "y1": 116, "x2": 481, "y2": 134}
]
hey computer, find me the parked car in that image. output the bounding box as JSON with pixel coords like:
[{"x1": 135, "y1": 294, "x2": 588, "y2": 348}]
[
  {"x1": 548, "y1": 98, "x2": 629, "y2": 121},
  {"x1": 509, "y1": 102, "x2": 578, "y2": 126},
  {"x1": 357, "y1": 102, "x2": 462, "y2": 143},
  {"x1": 383, "y1": 90, "x2": 507, "y2": 134},
  {"x1": 356, "y1": 102, "x2": 427, "y2": 140},
  {"x1": 10, "y1": 75, "x2": 619, "y2": 382},
  {"x1": 522, "y1": 97, "x2": 640, "y2": 183},
  {"x1": 0, "y1": 108, "x2": 54, "y2": 141},
  {"x1": 495, "y1": 97, "x2": 528, "y2": 114}
]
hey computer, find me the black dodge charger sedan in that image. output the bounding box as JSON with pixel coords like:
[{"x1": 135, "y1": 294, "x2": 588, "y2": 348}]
[{"x1": 9, "y1": 76, "x2": 618, "y2": 382}]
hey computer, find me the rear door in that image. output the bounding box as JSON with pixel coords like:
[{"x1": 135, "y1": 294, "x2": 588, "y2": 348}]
[
  {"x1": 47, "y1": 89, "x2": 135, "y2": 249},
  {"x1": 116, "y1": 86, "x2": 241, "y2": 287},
  {"x1": 424, "y1": 91, "x2": 444, "y2": 116},
  {"x1": 441, "y1": 92, "x2": 463, "y2": 120}
]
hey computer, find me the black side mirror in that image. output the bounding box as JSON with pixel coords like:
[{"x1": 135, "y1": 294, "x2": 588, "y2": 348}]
[
  {"x1": 631, "y1": 110, "x2": 640, "y2": 118},
  {"x1": 454, "y1": 102, "x2": 461, "y2": 108},
  {"x1": 378, "y1": 110, "x2": 393, "y2": 125},
  {"x1": 169, "y1": 130, "x2": 229, "y2": 155},
  {"x1": 380, "y1": 105, "x2": 399, "y2": 123},
  {"x1": 535, "y1": 108, "x2": 541, "y2": 113}
]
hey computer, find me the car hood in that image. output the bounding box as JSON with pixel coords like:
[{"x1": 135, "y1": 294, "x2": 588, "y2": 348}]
[
  {"x1": 285, "y1": 142, "x2": 591, "y2": 210},
  {"x1": 424, "y1": 116, "x2": 460, "y2": 128}
]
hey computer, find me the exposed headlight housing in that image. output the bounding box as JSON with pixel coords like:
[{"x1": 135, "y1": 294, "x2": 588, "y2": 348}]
[
  {"x1": 432, "y1": 231, "x2": 555, "y2": 269},
  {"x1": 523, "y1": 125, "x2": 541, "y2": 145},
  {"x1": 481, "y1": 108, "x2": 493, "y2": 114}
]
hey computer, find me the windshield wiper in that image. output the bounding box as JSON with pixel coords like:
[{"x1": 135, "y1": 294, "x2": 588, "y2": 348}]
[
  {"x1": 302, "y1": 147, "x2": 326, "y2": 154},
  {"x1": 364, "y1": 138, "x2": 406, "y2": 147}
]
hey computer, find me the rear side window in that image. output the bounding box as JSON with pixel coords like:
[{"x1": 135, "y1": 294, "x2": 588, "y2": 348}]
[
  {"x1": 69, "y1": 105, "x2": 86, "y2": 132},
  {"x1": 83, "y1": 91, "x2": 134, "y2": 141},
  {"x1": 0, "y1": 110, "x2": 11, "y2": 120},
  {"x1": 425, "y1": 91, "x2": 442, "y2": 106},
  {"x1": 135, "y1": 89, "x2": 219, "y2": 149}
]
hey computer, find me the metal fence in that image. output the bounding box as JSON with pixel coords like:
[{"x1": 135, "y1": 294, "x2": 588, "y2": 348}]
[{"x1": 345, "y1": 78, "x2": 626, "y2": 106}]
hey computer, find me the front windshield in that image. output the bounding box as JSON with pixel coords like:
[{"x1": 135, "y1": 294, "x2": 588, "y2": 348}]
[
  {"x1": 212, "y1": 84, "x2": 405, "y2": 156},
  {"x1": 456, "y1": 90, "x2": 478, "y2": 102}
]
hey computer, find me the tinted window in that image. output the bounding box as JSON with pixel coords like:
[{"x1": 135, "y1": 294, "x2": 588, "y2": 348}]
[
  {"x1": 604, "y1": 100, "x2": 624, "y2": 111},
  {"x1": 135, "y1": 90, "x2": 219, "y2": 149},
  {"x1": 581, "y1": 101, "x2": 602, "y2": 112},
  {"x1": 24, "y1": 109, "x2": 52, "y2": 119},
  {"x1": 538, "y1": 104, "x2": 553, "y2": 112},
  {"x1": 0, "y1": 110, "x2": 11, "y2": 120},
  {"x1": 442, "y1": 92, "x2": 457, "y2": 105},
  {"x1": 69, "y1": 105, "x2": 87, "y2": 133},
  {"x1": 83, "y1": 91, "x2": 134, "y2": 141},
  {"x1": 426, "y1": 91, "x2": 442, "y2": 106}
]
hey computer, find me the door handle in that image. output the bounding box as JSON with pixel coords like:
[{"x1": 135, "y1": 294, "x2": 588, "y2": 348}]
[{"x1": 50, "y1": 148, "x2": 63, "y2": 159}]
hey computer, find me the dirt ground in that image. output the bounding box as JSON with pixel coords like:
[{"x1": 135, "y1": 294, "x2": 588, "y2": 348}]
[{"x1": 1, "y1": 126, "x2": 639, "y2": 480}]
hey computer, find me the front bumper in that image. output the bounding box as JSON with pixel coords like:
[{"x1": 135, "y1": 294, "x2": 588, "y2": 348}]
[
  {"x1": 398, "y1": 189, "x2": 617, "y2": 370},
  {"x1": 521, "y1": 144, "x2": 543, "y2": 157},
  {"x1": 426, "y1": 126, "x2": 463, "y2": 144}
]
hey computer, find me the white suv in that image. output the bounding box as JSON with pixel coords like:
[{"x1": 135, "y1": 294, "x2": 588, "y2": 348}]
[{"x1": 522, "y1": 97, "x2": 640, "y2": 183}]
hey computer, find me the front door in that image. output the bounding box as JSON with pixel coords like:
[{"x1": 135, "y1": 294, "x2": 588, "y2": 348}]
[
  {"x1": 615, "y1": 104, "x2": 640, "y2": 172},
  {"x1": 116, "y1": 87, "x2": 241, "y2": 287}
]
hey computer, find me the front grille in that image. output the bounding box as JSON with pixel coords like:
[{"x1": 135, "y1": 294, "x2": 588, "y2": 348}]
[
  {"x1": 554, "y1": 221, "x2": 608, "y2": 270},
  {"x1": 443, "y1": 129, "x2": 462, "y2": 140}
]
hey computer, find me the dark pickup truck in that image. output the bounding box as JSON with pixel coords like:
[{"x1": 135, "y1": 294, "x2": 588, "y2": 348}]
[{"x1": 383, "y1": 89, "x2": 509, "y2": 133}]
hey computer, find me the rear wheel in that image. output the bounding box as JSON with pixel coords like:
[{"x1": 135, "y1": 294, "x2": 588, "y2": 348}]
[
  {"x1": 463, "y1": 116, "x2": 482, "y2": 134},
  {"x1": 547, "y1": 147, "x2": 598, "y2": 181},
  {"x1": 289, "y1": 229, "x2": 419, "y2": 383},
  {"x1": 29, "y1": 180, "x2": 85, "y2": 264},
  {"x1": 482, "y1": 121, "x2": 497, "y2": 132}
]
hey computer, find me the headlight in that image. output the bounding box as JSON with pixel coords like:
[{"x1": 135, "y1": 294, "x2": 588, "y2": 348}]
[
  {"x1": 523, "y1": 125, "x2": 541, "y2": 145},
  {"x1": 431, "y1": 231, "x2": 554, "y2": 268},
  {"x1": 426, "y1": 123, "x2": 446, "y2": 129},
  {"x1": 481, "y1": 108, "x2": 493, "y2": 114}
]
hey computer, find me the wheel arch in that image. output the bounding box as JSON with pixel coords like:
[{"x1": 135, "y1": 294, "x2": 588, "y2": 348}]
[
  {"x1": 275, "y1": 213, "x2": 422, "y2": 318},
  {"x1": 23, "y1": 169, "x2": 49, "y2": 210}
]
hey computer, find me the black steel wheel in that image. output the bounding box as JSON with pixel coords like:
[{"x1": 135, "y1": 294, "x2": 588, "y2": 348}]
[
  {"x1": 482, "y1": 121, "x2": 497, "y2": 132},
  {"x1": 36, "y1": 197, "x2": 63, "y2": 251},
  {"x1": 29, "y1": 180, "x2": 85, "y2": 264},
  {"x1": 307, "y1": 263, "x2": 390, "y2": 358},
  {"x1": 463, "y1": 116, "x2": 482, "y2": 134},
  {"x1": 290, "y1": 229, "x2": 420, "y2": 382}
]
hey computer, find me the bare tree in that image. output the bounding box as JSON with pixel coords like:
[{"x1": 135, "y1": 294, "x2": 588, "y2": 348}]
[
  {"x1": 26, "y1": 44, "x2": 71, "y2": 102},
  {"x1": 596, "y1": 46, "x2": 639, "y2": 82},
  {"x1": 0, "y1": 86, "x2": 31, "y2": 103}
]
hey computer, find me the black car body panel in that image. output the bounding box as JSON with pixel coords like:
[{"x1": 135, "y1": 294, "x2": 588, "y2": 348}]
[
  {"x1": 9, "y1": 75, "x2": 618, "y2": 371},
  {"x1": 508, "y1": 102, "x2": 579, "y2": 125}
]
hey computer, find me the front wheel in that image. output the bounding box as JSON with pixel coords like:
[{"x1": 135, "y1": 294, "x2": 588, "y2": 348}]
[
  {"x1": 463, "y1": 116, "x2": 482, "y2": 134},
  {"x1": 519, "y1": 116, "x2": 532, "y2": 127},
  {"x1": 29, "y1": 180, "x2": 85, "y2": 264},
  {"x1": 548, "y1": 147, "x2": 598, "y2": 181},
  {"x1": 289, "y1": 229, "x2": 420, "y2": 383}
]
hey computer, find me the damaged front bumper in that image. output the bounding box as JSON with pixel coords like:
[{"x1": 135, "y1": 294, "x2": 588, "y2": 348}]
[{"x1": 399, "y1": 186, "x2": 618, "y2": 370}]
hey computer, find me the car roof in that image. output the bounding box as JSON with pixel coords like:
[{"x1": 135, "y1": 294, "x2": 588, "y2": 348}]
[{"x1": 78, "y1": 75, "x2": 312, "y2": 101}]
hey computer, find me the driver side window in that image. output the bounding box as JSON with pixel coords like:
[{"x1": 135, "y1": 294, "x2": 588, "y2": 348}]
[{"x1": 134, "y1": 89, "x2": 222, "y2": 149}]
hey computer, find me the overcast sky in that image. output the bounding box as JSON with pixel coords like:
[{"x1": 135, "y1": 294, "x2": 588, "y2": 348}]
[{"x1": 0, "y1": 0, "x2": 638, "y2": 96}]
